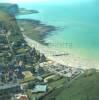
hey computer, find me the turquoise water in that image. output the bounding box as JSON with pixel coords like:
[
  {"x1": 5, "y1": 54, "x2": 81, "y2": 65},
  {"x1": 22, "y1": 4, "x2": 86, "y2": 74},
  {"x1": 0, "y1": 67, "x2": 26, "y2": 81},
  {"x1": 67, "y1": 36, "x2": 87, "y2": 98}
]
[{"x1": 17, "y1": 2, "x2": 99, "y2": 60}]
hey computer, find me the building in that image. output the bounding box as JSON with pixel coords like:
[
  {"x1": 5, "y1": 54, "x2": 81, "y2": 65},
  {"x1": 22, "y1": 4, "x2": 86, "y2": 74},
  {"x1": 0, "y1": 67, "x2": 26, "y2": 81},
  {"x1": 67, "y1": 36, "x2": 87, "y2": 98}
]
[
  {"x1": 22, "y1": 71, "x2": 34, "y2": 79},
  {"x1": 0, "y1": 64, "x2": 4, "y2": 81},
  {"x1": 14, "y1": 94, "x2": 28, "y2": 100},
  {"x1": 19, "y1": 96, "x2": 28, "y2": 100},
  {"x1": 32, "y1": 85, "x2": 47, "y2": 93},
  {"x1": 44, "y1": 75, "x2": 56, "y2": 83},
  {"x1": 0, "y1": 82, "x2": 21, "y2": 94}
]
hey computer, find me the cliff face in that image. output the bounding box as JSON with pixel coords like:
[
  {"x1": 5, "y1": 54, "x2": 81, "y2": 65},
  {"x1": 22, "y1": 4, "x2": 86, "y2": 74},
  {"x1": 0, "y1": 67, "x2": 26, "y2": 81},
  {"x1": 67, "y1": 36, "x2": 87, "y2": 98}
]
[
  {"x1": 7, "y1": 4, "x2": 19, "y2": 15},
  {"x1": 0, "y1": 10, "x2": 20, "y2": 34},
  {"x1": 0, "y1": 10, "x2": 25, "y2": 64},
  {"x1": 0, "y1": 3, "x2": 24, "y2": 50},
  {"x1": 0, "y1": 3, "x2": 19, "y2": 15}
]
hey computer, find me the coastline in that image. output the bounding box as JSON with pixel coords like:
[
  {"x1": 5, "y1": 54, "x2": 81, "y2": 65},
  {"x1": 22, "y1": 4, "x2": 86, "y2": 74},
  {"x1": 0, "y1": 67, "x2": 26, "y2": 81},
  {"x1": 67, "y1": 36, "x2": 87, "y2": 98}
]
[
  {"x1": 16, "y1": 7, "x2": 99, "y2": 70},
  {"x1": 23, "y1": 34, "x2": 99, "y2": 70},
  {"x1": 17, "y1": 19, "x2": 56, "y2": 44},
  {"x1": 17, "y1": 8, "x2": 39, "y2": 15}
]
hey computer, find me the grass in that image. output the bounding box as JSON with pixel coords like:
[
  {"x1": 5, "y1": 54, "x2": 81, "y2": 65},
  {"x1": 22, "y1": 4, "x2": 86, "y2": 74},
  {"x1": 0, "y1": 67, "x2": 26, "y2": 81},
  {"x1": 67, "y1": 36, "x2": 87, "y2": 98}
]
[
  {"x1": 0, "y1": 10, "x2": 20, "y2": 33},
  {"x1": 48, "y1": 77, "x2": 66, "y2": 88},
  {"x1": 42, "y1": 70, "x2": 99, "y2": 100},
  {"x1": 56, "y1": 71, "x2": 99, "y2": 100},
  {"x1": 16, "y1": 48, "x2": 28, "y2": 54},
  {"x1": 20, "y1": 76, "x2": 35, "y2": 84},
  {"x1": 18, "y1": 20, "x2": 42, "y2": 42}
]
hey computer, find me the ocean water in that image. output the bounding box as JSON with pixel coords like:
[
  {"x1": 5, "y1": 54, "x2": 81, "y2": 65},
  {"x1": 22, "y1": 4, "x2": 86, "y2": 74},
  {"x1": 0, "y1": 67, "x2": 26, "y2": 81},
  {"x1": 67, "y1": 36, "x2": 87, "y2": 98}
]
[{"x1": 17, "y1": 2, "x2": 99, "y2": 61}]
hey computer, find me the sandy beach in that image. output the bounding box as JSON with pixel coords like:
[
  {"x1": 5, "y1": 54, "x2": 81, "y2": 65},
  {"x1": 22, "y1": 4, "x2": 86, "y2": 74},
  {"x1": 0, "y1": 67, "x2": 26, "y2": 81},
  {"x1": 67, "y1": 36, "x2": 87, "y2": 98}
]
[{"x1": 23, "y1": 34, "x2": 99, "y2": 70}]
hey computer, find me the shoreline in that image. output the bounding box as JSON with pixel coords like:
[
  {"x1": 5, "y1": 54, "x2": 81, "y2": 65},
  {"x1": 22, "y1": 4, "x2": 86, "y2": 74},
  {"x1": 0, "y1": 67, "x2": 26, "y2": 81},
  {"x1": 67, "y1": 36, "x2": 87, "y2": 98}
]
[
  {"x1": 17, "y1": 18, "x2": 56, "y2": 45},
  {"x1": 17, "y1": 8, "x2": 39, "y2": 15},
  {"x1": 23, "y1": 34, "x2": 99, "y2": 70},
  {"x1": 16, "y1": 7, "x2": 99, "y2": 70}
]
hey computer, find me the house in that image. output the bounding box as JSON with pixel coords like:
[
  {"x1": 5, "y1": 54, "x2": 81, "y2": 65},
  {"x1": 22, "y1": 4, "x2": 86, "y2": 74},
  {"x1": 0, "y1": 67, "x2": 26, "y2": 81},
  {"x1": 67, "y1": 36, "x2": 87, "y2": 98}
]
[
  {"x1": 16, "y1": 65, "x2": 24, "y2": 78},
  {"x1": 0, "y1": 64, "x2": 3, "y2": 81},
  {"x1": 44, "y1": 75, "x2": 56, "y2": 83},
  {"x1": 32, "y1": 85, "x2": 47, "y2": 93},
  {"x1": 22, "y1": 71, "x2": 33, "y2": 79},
  {"x1": 19, "y1": 96, "x2": 28, "y2": 100},
  {"x1": 39, "y1": 53, "x2": 46, "y2": 62},
  {"x1": 36, "y1": 76, "x2": 43, "y2": 81},
  {"x1": 0, "y1": 35, "x2": 7, "y2": 44},
  {"x1": 0, "y1": 82, "x2": 21, "y2": 93},
  {"x1": 0, "y1": 44, "x2": 9, "y2": 50},
  {"x1": 15, "y1": 94, "x2": 28, "y2": 100}
]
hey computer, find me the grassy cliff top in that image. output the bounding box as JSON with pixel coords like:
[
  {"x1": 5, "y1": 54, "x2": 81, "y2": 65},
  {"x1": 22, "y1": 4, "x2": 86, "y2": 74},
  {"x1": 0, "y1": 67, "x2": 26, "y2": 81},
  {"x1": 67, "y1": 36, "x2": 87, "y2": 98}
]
[
  {"x1": 0, "y1": 10, "x2": 19, "y2": 32},
  {"x1": 56, "y1": 70, "x2": 99, "y2": 100},
  {"x1": 0, "y1": 10, "x2": 24, "y2": 44}
]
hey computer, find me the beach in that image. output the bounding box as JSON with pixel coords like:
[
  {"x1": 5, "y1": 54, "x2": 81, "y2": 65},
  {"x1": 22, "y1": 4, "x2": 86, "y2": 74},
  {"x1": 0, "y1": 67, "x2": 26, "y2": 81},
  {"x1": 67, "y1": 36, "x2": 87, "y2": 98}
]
[
  {"x1": 23, "y1": 34, "x2": 99, "y2": 70},
  {"x1": 16, "y1": 3, "x2": 99, "y2": 70}
]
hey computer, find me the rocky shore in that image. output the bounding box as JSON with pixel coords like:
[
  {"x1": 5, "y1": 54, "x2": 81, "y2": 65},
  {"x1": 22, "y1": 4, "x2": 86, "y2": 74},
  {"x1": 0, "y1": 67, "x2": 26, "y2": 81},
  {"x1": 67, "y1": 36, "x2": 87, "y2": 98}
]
[
  {"x1": 0, "y1": 3, "x2": 57, "y2": 44},
  {"x1": 17, "y1": 19, "x2": 56, "y2": 44},
  {"x1": 18, "y1": 8, "x2": 39, "y2": 15}
]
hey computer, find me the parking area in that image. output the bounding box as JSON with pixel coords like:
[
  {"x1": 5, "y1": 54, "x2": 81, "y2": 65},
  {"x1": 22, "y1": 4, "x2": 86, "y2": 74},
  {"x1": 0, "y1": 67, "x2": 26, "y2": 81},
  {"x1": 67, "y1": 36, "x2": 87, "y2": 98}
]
[{"x1": 40, "y1": 62, "x2": 84, "y2": 78}]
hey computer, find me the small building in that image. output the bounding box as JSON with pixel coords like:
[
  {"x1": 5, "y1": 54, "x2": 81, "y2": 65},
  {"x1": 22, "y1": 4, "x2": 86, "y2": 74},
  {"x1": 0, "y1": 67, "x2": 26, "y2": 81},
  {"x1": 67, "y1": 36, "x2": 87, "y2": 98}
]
[
  {"x1": 32, "y1": 85, "x2": 47, "y2": 93},
  {"x1": 44, "y1": 75, "x2": 56, "y2": 83},
  {"x1": 20, "y1": 27, "x2": 25, "y2": 32},
  {"x1": 0, "y1": 65, "x2": 3, "y2": 81},
  {"x1": 39, "y1": 53, "x2": 46, "y2": 62},
  {"x1": 19, "y1": 96, "x2": 28, "y2": 100},
  {"x1": 15, "y1": 94, "x2": 28, "y2": 100},
  {"x1": 16, "y1": 65, "x2": 24, "y2": 78},
  {"x1": 0, "y1": 82, "x2": 21, "y2": 94},
  {"x1": 36, "y1": 76, "x2": 43, "y2": 81},
  {"x1": 0, "y1": 44, "x2": 9, "y2": 50},
  {"x1": 22, "y1": 71, "x2": 33, "y2": 79}
]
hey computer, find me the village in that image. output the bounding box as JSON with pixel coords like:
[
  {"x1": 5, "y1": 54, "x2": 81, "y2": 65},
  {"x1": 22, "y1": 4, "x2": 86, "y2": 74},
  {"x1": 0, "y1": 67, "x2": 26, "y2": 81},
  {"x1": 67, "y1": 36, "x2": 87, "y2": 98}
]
[{"x1": 0, "y1": 20, "x2": 84, "y2": 100}]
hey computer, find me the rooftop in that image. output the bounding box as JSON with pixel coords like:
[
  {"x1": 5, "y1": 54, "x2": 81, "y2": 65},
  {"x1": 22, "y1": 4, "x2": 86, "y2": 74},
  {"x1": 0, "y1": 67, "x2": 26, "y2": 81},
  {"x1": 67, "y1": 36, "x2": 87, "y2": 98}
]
[
  {"x1": 0, "y1": 82, "x2": 20, "y2": 90},
  {"x1": 32, "y1": 85, "x2": 47, "y2": 93}
]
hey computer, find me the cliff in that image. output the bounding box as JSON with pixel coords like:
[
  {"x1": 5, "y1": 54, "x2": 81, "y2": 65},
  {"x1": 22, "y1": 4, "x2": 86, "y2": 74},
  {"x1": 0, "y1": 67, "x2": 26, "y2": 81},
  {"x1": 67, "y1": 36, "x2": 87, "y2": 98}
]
[
  {"x1": 0, "y1": 3, "x2": 19, "y2": 15},
  {"x1": 0, "y1": 10, "x2": 24, "y2": 53}
]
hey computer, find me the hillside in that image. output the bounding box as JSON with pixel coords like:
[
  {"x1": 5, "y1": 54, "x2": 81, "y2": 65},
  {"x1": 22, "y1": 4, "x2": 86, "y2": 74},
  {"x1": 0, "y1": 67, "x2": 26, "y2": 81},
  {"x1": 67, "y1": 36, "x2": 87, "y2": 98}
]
[
  {"x1": 0, "y1": 10, "x2": 24, "y2": 43},
  {"x1": 0, "y1": 9, "x2": 46, "y2": 100},
  {"x1": 43, "y1": 69, "x2": 99, "y2": 100},
  {"x1": 0, "y1": 10, "x2": 46, "y2": 65},
  {"x1": 0, "y1": 10, "x2": 24, "y2": 64}
]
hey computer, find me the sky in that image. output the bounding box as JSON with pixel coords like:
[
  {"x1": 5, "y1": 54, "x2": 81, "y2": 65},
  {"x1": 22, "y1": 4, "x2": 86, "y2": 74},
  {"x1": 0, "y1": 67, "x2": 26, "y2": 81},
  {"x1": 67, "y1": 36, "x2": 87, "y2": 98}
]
[
  {"x1": 0, "y1": 0, "x2": 97, "y2": 5},
  {"x1": 0, "y1": 0, "x2": 94, "y2": 4}
]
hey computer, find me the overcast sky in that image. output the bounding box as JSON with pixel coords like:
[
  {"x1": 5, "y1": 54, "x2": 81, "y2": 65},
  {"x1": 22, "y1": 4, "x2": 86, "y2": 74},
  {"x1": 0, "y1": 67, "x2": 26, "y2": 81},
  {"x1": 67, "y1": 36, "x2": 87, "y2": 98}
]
[{"x1": 0, "y1": 0, "x2": 94, "y2": 4}]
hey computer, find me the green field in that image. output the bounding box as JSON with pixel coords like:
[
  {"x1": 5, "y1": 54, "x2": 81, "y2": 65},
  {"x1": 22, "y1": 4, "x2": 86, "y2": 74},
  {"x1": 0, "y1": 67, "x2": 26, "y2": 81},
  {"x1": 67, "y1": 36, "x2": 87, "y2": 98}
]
[
  {"x1": 43, "y1": 70, "x2": 99, "y2": 100},
  {"x1": 56, "y1": 70, "x2": 99, "y2": 100}
]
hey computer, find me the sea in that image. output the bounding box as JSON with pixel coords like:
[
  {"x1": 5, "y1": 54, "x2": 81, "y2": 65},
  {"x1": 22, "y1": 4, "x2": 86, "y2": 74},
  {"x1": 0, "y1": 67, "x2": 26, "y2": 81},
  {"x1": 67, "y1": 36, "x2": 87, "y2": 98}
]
[{"x1": 16, "y1": 0, "x2": 99, "y2": 62}]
